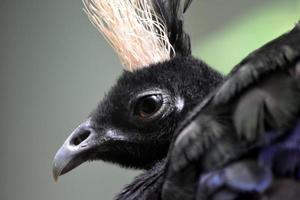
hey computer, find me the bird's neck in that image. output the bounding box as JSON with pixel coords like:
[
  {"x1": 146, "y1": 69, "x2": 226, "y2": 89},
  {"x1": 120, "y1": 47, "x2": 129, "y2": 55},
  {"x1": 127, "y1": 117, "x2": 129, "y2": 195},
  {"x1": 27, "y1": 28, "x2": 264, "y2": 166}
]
[{"x1": 115, "y1": 159, "x2": 166, "y2": 200}]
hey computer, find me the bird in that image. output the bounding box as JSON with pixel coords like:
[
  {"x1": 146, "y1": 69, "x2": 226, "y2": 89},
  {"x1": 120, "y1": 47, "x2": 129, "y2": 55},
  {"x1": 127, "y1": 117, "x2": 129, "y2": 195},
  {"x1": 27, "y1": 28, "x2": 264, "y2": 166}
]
[{"x1": 52, "y1": 0, "x2": 300, "y2": 199}]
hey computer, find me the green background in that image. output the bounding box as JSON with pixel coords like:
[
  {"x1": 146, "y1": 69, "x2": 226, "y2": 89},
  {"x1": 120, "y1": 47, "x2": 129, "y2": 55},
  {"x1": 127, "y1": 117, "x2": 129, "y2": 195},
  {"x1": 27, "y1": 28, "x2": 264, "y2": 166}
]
[{"x1": 0, "y1": 0, "x2": 299, "y2": 199}]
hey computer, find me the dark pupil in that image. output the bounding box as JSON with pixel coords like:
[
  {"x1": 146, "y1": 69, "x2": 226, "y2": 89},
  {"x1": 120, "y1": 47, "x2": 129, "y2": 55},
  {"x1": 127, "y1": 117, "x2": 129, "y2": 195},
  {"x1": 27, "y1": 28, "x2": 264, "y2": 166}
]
[{"x1": 139, "y1": 95, "x2": 162, "y2": 117}]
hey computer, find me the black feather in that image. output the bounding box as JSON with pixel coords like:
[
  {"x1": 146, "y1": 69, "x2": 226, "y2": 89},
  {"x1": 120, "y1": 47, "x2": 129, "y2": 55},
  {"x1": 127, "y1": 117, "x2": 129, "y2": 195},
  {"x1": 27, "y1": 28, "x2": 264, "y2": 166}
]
[
  {"x1": 162, "y1": 22, "x2": 300, "y2": 200},
  {"x1": 152, "y1": 0, "x2": 193, "y2": 56}
]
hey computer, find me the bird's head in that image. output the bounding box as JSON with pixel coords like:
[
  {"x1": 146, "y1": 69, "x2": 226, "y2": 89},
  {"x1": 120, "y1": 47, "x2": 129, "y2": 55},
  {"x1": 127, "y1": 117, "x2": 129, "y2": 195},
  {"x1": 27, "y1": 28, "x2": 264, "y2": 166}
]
[
  {"x1": 52, "y1": 56, "x2": 223, "y2": 180},
  {"x1": 52, "y1": 0, "x2": 223, "y2": 181}
]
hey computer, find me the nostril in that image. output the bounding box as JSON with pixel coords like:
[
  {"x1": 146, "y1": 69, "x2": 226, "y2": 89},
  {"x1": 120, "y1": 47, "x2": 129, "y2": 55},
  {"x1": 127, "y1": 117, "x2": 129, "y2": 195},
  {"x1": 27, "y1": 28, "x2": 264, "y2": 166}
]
[{"x1": 71, "y1": 130, "x2": 91, "y2": 146}]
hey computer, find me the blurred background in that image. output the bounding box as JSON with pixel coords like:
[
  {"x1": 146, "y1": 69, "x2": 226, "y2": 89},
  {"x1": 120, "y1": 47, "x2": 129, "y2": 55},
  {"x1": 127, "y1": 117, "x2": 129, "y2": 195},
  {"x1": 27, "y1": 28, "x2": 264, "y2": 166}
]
[{"x1": 0, "y1": 0, "x2": 299, "y2": 199}]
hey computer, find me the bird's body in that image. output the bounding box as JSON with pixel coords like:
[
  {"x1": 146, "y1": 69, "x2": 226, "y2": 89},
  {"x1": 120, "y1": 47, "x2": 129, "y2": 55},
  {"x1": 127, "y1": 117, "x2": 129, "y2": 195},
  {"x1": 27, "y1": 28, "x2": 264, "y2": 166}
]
[{"x1": 161, "y1": 21, "x2": 300, "y2": 200}]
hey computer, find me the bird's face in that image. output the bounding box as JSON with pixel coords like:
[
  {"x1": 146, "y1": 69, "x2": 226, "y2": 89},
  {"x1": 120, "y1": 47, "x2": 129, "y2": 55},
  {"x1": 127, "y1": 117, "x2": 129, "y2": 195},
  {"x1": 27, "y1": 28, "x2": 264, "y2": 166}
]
[{"x1": 53, "y1": 57, "x2": 223, "y2": 180}]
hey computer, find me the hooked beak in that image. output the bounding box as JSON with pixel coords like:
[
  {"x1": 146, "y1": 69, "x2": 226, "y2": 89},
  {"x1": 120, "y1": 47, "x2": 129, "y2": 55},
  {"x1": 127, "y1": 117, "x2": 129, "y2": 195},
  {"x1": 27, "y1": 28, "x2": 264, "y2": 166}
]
[{"x1": 52, "y1": 119, "x2": 98, "y2": 181}]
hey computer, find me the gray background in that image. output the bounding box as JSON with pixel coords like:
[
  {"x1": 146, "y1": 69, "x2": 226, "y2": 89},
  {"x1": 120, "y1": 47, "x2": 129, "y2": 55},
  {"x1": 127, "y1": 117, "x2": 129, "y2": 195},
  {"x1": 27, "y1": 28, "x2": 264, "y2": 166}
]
[{"x1": 0, "y1": 0, "x2": 299, "y2": 199}]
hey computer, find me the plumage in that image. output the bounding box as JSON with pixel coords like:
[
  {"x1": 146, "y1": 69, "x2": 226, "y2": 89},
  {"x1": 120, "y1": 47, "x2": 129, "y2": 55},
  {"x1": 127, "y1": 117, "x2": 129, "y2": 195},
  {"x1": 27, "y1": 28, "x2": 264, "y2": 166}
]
[
  {"x1": 83, "y1": 0, "x2": 174, "y2": 70},
  {"x1": 52, "y1": 0, "x2": 300, "y2": 199},
  {"x1": 115, "y1": 23, "x2": 300, "y2": 200},
  {"x1": 152, "y1": 0, "x2": 193, "y2": 56},
  {"x1": 162, "y1": 21, "x2": 300, "y2": 200},
  {"x1": 82, "y1": 0, "x2": 192, "y2": 70}
]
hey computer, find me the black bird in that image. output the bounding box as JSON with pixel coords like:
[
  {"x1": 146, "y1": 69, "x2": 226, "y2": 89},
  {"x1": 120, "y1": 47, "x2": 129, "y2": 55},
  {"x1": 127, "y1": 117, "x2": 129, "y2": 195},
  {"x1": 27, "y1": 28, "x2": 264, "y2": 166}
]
[{"x1": 52, "y1": 0, "x2": 300, "y2": 199}]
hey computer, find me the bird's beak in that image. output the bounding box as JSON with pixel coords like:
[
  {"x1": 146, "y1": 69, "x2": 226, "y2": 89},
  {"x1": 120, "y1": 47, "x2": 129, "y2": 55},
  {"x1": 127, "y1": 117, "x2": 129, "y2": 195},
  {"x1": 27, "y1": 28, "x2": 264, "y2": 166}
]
[{"x1": 52, "y1": 119, "x2": 98, "y2": 181}]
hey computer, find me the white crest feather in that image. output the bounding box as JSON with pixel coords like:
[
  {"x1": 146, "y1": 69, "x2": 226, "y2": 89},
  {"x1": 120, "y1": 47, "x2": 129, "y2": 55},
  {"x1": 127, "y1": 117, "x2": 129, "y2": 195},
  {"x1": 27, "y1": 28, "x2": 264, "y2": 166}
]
[{"x1": 83, "y1": 0, "x2": 175, "y2": 71}]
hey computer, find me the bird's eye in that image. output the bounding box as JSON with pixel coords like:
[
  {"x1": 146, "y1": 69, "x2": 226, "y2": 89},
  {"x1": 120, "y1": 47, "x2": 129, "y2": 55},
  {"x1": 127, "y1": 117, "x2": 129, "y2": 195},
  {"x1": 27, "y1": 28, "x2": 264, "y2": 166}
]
[{"x1": 135, "y1": 95, "x2": 163, "y2": 119}]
